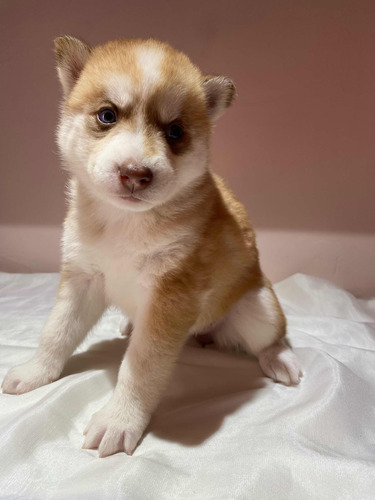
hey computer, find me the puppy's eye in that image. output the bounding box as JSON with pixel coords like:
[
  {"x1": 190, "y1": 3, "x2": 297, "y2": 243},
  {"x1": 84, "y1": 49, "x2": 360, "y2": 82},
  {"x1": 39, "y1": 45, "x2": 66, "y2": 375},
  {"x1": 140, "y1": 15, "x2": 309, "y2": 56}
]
[
  {"x1": 166, "y1": 123, "x2": 183, "y2": 141},
  {"x1": 97, "y1": 108, "x2": 117, "y2": 124}
]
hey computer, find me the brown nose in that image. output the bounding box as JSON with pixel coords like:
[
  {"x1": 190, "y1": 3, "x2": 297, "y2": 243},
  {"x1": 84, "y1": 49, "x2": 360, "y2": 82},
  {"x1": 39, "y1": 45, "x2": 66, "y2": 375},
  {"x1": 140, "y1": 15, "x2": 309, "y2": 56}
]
[{"x1": 118, "y1": 164, "x2": 153, "y2": 193}]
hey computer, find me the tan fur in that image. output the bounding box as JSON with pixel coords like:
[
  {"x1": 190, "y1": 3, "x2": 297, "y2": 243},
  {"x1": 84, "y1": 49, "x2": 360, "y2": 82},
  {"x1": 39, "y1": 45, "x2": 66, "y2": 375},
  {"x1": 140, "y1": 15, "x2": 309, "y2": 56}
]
[{"x1": 2, "y1": 37, "x2": 301, "y2": 458}]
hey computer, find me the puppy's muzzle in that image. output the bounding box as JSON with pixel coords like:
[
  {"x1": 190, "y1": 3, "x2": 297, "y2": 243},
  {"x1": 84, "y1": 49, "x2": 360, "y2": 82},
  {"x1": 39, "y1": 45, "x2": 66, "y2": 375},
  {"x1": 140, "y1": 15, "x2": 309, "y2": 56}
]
[{"x1": 118, "y1": 164, "x2": 153, "y2": 193}]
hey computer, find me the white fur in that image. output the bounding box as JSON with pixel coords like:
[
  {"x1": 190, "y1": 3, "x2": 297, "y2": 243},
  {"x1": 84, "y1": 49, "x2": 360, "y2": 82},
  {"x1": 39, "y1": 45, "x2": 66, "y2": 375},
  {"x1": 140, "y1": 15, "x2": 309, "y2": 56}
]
[
  {"x1": 258, "y1": 340, "x2": 302, "y2": 386},
  {"x1": 215, "y1": 287, "x2": 280, "y2": 355},
  {"x1": 106, "y1": 74, "x2": 133, "y2": 109},
  {"x1": 136, "y1": 47, "x2": 163, "y2": 98},
  {"x1": 213, "y1": 288, "x2": 302, "y2": 385}
]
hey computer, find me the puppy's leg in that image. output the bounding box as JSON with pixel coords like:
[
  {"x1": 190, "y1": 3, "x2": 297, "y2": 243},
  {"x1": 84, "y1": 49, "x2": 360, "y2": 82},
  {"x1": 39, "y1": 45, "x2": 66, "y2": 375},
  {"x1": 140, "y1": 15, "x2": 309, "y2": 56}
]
[
  {"x1": 83, "y1": 284, "x2": 196, "y2": 457},
  {"x1": 2, "y1": 267, "x2": 105, "y2": 394},
  {"x1": 215, "y1": 284, "x2": 302, "y2": 386}
]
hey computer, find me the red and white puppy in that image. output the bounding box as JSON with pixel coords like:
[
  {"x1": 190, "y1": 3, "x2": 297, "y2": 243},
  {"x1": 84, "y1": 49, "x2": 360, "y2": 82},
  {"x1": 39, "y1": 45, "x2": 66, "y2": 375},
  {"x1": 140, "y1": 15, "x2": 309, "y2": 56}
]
[{"x1": 2, "y1": 37, "x2": 302, "y2": 457}]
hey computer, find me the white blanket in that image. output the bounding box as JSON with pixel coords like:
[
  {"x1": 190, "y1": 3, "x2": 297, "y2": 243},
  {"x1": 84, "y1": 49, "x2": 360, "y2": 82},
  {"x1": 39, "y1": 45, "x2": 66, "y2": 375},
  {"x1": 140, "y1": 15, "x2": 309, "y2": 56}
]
[{"x1": 0, "y1": 273, "x2": 374, "y2": 499}]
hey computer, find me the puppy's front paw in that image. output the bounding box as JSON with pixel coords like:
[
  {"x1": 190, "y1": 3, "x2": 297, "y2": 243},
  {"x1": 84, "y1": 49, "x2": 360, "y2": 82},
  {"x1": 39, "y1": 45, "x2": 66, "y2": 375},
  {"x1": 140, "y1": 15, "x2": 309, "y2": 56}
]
[
  {"x1": 82, "y1": 400, "x2": 150, "y2": 457},
  {"x1": 2, "y1": 358, "x2": 59, "y2": 394},
  {"x1": 258, "y1": 341, "x2": 302, "y2": 386}
]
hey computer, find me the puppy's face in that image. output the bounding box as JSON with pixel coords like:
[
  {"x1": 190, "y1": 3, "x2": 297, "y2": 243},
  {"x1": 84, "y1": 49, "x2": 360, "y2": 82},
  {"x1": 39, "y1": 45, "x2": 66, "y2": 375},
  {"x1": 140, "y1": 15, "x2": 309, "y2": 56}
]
[{"x1": 56, "y1": 37, "x2": 234, "y2": 211}]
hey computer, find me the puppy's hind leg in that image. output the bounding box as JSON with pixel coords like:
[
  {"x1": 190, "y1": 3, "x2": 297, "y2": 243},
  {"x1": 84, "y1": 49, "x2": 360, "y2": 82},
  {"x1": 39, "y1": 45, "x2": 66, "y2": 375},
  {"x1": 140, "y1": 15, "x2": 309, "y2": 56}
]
[{"x1": 215, "y1": 284, "x2": 302, "y2": 386}]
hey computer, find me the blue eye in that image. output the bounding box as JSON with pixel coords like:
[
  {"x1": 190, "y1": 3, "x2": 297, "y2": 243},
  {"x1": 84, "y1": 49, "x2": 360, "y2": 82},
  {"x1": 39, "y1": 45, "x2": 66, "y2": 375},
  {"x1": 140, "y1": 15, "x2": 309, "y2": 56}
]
[
  {"x1": 166, "y1": 123, "x2": 183, "y2": 141},
  {"x1": 98, "y1": 108, "x2": 117, "y2": 124}
]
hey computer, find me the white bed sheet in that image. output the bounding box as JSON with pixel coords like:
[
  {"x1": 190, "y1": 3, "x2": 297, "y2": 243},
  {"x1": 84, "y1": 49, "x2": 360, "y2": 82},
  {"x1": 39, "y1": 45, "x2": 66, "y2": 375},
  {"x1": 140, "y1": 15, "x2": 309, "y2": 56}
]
[{"x1": 0, "y1": 272, "x2": 374, "y2": 499}]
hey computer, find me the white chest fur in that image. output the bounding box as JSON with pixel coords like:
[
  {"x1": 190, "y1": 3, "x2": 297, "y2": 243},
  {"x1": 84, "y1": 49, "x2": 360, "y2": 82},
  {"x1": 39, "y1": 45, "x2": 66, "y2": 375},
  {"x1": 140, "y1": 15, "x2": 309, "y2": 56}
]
[
  {"x1": 90, "y1": 227, "x2": 147, "y2": 320},
  {"x1": 102, "y1": 256, "x2": 141, "y2": 319}
]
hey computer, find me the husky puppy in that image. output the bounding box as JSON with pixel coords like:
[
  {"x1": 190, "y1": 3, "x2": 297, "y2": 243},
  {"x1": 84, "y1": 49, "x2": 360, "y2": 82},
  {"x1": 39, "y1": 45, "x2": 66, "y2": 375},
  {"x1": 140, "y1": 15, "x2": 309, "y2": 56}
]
[{"x1": 2, "y1": 37, "x2": 302, "y2": 457}]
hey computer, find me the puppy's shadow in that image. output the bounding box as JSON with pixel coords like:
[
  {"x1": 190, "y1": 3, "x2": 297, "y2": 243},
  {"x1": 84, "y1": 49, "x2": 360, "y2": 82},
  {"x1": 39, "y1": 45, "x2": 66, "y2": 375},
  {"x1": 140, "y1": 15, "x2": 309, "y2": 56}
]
[
  {"x1": 149, "y1": 342, "x2": 265, "y2": 447},
  {"x1": 62, "y1": 337, "x2": 129, "y2": 386},
  {"x1": 62, "y1": 337, "x2": 265, "y2": 448}
]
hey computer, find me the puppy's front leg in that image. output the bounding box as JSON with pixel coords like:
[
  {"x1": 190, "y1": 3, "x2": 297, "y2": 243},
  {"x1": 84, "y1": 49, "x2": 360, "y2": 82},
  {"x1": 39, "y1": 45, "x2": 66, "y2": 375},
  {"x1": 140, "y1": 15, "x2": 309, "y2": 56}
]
[
  {"x1": 83, "y1": 283, "x2": 197, "y2": 457},
  {"x1": 2, "y1": 267, "x2": 106, "y2": 394}
]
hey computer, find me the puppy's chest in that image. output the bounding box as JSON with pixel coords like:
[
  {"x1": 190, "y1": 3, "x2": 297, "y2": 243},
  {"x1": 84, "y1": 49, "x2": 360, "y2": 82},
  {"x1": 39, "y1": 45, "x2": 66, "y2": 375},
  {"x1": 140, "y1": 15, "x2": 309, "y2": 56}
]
[
  {"x1": 87, "y1": 224, "x2": 185, "y2": 318},
  {"x1": 93, "y1": 235, "x2": 148, "y2": 317}
]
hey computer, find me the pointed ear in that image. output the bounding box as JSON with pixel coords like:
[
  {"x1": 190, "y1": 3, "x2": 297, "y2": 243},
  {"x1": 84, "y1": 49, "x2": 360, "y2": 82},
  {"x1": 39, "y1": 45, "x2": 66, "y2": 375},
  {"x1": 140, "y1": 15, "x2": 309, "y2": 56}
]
[
  {"x1": 54, "y1": 36, "x2": 92, "y2": 96},
  {"x1": 202, "y1": 75, "x2": 236, "y2": 121}
]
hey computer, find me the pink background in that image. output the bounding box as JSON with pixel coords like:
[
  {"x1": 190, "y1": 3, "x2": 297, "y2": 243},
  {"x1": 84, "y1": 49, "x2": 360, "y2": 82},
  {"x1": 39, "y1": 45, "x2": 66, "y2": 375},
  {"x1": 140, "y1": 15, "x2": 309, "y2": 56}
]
[{"x1": 1, "y1": 0, "x2": 374, "y2": 296}]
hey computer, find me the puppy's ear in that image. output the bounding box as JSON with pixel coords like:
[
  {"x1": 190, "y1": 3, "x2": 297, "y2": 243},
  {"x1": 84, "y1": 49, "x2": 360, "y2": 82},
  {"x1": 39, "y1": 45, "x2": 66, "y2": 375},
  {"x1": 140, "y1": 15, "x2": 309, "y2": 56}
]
[
  {"x1": 54, "y1": 36, "x2": 91, "y2": 96},
  {"x1": 202, "y1": 76, "x2": 236, "y2": 121}
]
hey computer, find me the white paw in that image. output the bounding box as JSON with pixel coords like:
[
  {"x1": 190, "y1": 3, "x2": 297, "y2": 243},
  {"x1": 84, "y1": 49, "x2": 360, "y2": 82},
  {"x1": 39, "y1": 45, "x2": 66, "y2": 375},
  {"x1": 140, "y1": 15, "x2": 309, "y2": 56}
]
[
  {"x1": 258, "y1": 341, "x2": 302, "y2": 386},
  {"x1": 82, "y1": 399, "x2": 150, "y2": 457},
  {"x1": 119, "y1": 318, "x2": 133, "y2": 337},
  {"x1": 1, "y1": 358, "x2": 59, "y2": 395}
]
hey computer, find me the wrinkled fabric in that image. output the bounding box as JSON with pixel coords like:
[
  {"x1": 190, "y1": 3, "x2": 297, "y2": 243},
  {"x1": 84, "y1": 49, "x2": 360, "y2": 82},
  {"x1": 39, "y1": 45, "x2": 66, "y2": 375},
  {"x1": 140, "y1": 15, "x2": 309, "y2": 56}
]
[{"x1": 0, "y1": 272, "x2": 374, "y2": 499}]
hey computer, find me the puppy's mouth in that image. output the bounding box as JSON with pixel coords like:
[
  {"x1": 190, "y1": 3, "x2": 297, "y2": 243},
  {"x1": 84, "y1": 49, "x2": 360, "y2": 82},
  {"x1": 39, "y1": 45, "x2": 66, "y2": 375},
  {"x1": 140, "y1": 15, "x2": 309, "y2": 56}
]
[{"x1": 119, "y1": 194, "x2": 146, "y2": 203}]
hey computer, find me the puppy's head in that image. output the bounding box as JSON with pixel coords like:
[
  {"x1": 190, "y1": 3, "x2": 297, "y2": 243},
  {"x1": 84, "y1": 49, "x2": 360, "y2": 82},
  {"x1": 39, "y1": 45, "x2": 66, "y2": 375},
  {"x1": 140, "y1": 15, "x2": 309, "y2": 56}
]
[{"x1": 55, "y1": 37, "x2": 235, "y2": 212}]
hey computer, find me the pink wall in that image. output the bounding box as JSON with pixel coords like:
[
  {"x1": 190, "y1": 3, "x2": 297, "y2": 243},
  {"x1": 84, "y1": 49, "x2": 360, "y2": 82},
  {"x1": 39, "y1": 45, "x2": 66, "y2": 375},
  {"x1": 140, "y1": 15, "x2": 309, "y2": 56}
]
[{"x1": 1, "y1": 0, "x2": 374, "y2": 296}]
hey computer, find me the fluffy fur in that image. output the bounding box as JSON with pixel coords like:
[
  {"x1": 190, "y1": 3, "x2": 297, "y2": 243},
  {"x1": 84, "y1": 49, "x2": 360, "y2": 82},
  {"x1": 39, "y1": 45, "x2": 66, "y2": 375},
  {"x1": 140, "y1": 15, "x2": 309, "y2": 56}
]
[{"x1": 2, "y1": 37, "x2": 302, "y2": 457}]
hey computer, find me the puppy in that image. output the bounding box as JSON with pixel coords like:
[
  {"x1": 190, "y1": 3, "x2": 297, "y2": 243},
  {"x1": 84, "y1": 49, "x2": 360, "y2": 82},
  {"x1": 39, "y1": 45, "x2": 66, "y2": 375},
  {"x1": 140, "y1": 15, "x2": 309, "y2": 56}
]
[{"x1": 2, "y1": 37, "x2": 302, "y2": 457}]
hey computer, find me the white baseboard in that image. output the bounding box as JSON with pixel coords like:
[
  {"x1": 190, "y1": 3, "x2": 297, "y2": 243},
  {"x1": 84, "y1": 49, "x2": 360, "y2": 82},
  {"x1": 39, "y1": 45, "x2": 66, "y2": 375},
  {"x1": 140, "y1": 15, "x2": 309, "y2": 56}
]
[{"x1": 1, "y1": 224, "x2": 374, "y2": 297}]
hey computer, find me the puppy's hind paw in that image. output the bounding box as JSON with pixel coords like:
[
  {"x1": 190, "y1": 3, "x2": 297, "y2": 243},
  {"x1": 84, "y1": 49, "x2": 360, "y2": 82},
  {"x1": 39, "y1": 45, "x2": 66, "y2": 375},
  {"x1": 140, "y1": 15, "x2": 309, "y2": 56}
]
[{"x1": 258, "y1": 340, "x2": 302, "y2": 386}]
